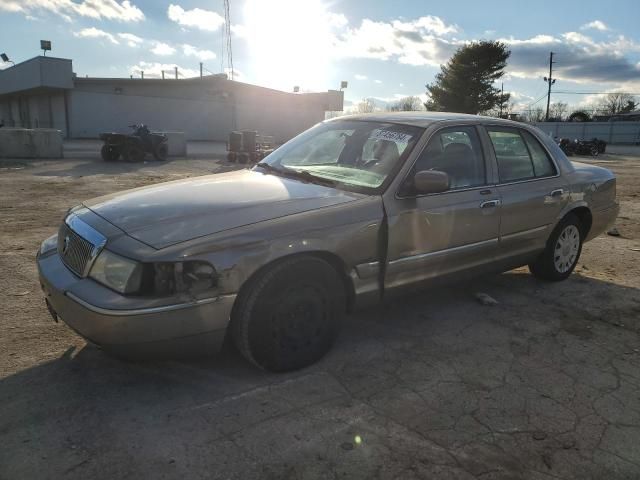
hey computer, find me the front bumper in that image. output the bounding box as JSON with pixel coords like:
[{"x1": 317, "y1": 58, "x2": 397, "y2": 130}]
[{"x1": 38, "y1": 251, "x2": 236, "y2": 358}]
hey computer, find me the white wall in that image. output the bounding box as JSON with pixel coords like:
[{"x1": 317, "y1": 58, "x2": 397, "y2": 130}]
[
  {"x1": 67, "y1": 79, "x2": 332, "y2": 142},
  {"x1": 532, "y1": 121, "x2": 640, "y2": 144}
]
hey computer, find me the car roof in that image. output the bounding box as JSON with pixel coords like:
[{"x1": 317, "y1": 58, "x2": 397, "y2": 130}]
[{"x1": 331, "y1": 111, "x2": 520, "y2": 128}]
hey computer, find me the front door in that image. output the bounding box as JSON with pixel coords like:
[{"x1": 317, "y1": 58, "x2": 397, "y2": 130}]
[
  {"x1": 384, "y1": 125, "x2": 502, "y2": 291},
  {"x1": 482, "y1": 126, "x2": 568, "y2": 259}
]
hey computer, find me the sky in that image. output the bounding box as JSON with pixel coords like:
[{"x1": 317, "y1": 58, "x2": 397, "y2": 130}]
[{"x1": 1, "y1": 0, "x2": 639, "y2": 112}]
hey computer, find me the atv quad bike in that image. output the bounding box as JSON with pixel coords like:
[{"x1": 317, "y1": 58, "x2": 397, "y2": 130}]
[{"x1": 100, "y1": 124, "x2": 168, "y2": 162}]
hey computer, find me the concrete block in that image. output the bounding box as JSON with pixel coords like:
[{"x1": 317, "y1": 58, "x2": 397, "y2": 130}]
[
  {"x1": 0, "y1": 128, "x2": 63, "y2": 158},
  {"x1": 156, "y1": 131, "x2": 186, "y2": 157}
]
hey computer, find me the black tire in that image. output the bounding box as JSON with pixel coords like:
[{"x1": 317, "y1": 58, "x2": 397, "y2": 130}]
[
  {"x1": 231, "y1": 256, "x2": 346, "y2": 372},
  {"x1": 153, "y1": 142, "x2": 168, "y2": 161},
  {"x1": 123, "y1": 144, "x2": 145, "y2": 162},
  {"x1": 529, "y1": 213, "x2": 583, "y2": 281},
  {"x1": 238, "y1": 153, "x2": 249, "y2": 164},
  {"x1": 227, "y1": 152, "x2": 237, "y2": 163},
  {"x1": 101, "y1": 144, "x2": 120, "y2": 162},
  {"x1": 590, "y1": 145, "x2": 599, "y2": 157}
]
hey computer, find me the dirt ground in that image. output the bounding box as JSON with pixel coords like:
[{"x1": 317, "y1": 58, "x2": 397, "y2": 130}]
[{"x1": 1, "y1": 143, "x2": 639, "y2": 479}]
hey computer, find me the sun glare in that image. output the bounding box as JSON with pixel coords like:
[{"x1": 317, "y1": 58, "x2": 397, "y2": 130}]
[{"x1": 243, "y1": 0, "x2": 336, "y2": 91}]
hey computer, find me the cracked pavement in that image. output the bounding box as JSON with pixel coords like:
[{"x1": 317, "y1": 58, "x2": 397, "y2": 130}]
[{"x1": 1, "y1": 147, "x2": 639, "y2": 479}]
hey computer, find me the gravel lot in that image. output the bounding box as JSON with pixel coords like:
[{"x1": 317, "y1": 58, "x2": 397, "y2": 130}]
[{"x1": 1, "y1": 143, "x2": 639, "y2": 479}]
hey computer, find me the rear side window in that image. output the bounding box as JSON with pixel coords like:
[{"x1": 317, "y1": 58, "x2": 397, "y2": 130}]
[
  {"x1": 521, "y1": 130, "x2": 557, "y2": 178},
  {"x1": 487, "y1": 129, "x2": 534, "y2": 182}
]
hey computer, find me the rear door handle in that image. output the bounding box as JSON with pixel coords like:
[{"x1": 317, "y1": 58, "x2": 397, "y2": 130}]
[
  {"x1": 550, "y1": 189, "x2": 564, "y2": 197},
  {"x1": 480, "y1": 200, "x2": 500, "y2": 209}
]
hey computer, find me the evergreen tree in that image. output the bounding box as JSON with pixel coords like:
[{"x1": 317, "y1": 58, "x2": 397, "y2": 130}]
[{"x1": 426, "y1": 41, "x2": 511, "y2": 114}]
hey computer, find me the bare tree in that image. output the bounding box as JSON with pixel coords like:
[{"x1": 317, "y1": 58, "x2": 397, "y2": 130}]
[
  {"x1": 598, "y1": 93, "x2": 637, "y2": 115},
  {"x1": 356, "y1": 98, "x2": 376, "y2": 114},
  {"x1": 549, "y1": 101, "x2": 568, "y2": 121},
  {"x1": 522, "y1": 107, "x2": 545, "y2": 122},
  {"x1": 387, "y1": 96, "x2": 423, "y2": 112},
  {"x1": 485, "y1": 99, "x2": 515, "y2": 118}
]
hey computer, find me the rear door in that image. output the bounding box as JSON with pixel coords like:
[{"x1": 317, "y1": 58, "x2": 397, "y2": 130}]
[
  {"x1": 384, "y1": 125, "x2": 502, "y2": 291},
  {"x1": 482, "y1": 126, "x2": 568, "y2": 259}
]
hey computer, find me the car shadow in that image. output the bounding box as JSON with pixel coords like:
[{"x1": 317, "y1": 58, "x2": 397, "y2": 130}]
[{"x1": 1, "y1": 270, "x2": 639, "y2": 478}]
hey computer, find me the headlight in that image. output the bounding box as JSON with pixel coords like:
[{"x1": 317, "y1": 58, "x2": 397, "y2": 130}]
[
  {"x1": 151, "y1": 261, "x2": 217, "y2": 296},
  {"x1": 89, "y1": 250, "x2": 143, "y2": 294},
  {"x1": 39, "y1": 234, "x2": 58, "y2": 256},
  {"x1": 89, "y1": 250, "x2": 217, "y2": 297}
]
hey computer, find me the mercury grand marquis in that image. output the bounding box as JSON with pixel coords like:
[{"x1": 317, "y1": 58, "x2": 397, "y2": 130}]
[{"x1": 37, "y1": 113, "x2": 619, "y2": 371}]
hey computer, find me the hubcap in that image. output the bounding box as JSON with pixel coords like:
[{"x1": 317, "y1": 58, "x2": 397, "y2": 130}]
[
  {"x1": 273, "y1": 285, "x2": 326, "y2": 353},
  {"x1": 554, "y1": 225, "x2": 580, "y2": 273}
]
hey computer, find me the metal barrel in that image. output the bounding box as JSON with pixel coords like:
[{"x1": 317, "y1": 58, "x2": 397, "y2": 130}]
[
  {"x1": 241, "y1": 130, "x2": 257, "y2": 153},
  {"x1": 228, "y1": 131, "x2": 243, "y2": 151}
]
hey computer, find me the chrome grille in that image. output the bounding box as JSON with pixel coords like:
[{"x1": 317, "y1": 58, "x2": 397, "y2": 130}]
[
  {"x1": 57, "y1": 211, "x2": 106, "y2": 277},
  {"x1": 58, "y1": 223, "x2": 94, "y2": 276}
]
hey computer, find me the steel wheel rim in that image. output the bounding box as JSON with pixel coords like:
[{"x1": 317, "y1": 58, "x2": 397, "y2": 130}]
[{"x1": 554, "y1": 225, "x2": 580, "y2": 273}]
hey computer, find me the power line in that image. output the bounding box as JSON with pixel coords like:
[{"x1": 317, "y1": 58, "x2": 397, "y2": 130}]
[{"x1": 553, "y1": 91, "x2": 640, "y2": 95}]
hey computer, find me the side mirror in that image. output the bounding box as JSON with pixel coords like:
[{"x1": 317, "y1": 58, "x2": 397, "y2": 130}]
[{"x1": 414, "y1": 170, "x2": 449, "y2": 194}]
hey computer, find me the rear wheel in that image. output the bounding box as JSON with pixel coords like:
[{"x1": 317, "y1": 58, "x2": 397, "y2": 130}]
[
  {"x1": 231, "y1": 256, "x2": 345, "y2": 372},
  {"x1": 101, "y1": 144, "x2": 120, "y2": 162},
  {"x1": 529, "y1": 214, "x2": 583, "y2": 281}
]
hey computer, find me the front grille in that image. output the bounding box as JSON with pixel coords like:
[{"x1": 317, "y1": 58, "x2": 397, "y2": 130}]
[{"x1": 58, "y1": 223, "x2": 95, "y2": 277}]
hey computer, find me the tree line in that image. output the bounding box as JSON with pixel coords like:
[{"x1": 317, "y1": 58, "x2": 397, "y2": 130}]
[{"x1": 353, "y1": 40, "x2": 637, "y2": 121}]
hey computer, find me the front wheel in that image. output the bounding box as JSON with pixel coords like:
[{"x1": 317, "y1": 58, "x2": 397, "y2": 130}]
[
  {"x1": 101, "y1": 144, "x2": 120, "y2": 162},
  {"x1": 529, "y1": 214, "x2": 583, "y2": 281},
  {"x1": 153, "y1": 142, "x2": 168, "y2": 161},
  {"x1": 231, "y1": 256, "x2": 345, "y2": 372}
]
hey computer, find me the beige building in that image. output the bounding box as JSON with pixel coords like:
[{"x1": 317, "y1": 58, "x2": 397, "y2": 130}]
[{"x1": 0, "y1": 56, "x2": 343, "y2": 142}]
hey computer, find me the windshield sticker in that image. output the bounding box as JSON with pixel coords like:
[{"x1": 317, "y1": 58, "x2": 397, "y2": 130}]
[{"x1": 370, "y1": 129, "x2": 412, "y2": 144}]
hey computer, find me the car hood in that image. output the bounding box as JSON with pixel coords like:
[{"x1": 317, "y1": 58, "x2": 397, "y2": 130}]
[{"x1": 83, "y1": 169, "x2": 364, "y2": 249}]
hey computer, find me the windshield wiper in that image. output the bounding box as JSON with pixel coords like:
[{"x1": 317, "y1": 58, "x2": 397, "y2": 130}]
[
  {"x1": 255, "y1": 162, "x2": 336, "y2": 187},
  {"x1": 255, "y1": 162, "x2": 284, "y2": 174},
  {"x1": 283, "y1": 168, "x2": 336, "y2": 187}
]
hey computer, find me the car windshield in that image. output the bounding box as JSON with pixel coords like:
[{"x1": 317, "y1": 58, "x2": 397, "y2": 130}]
[{"x1": 254, "y1": 120, "x2": 423, "y2": 193}]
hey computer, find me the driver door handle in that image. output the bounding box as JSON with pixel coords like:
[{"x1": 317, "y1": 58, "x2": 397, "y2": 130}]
[{"x1": 480, "y1": 199, "x2": 501, "y2": 209}]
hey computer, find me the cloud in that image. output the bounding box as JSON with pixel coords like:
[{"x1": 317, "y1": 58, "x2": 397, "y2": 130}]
[
  {"x1": 74, "y1": 27, "x2": 119, "y2": 44},
  {"x1": 0, "y1": 0, "x2": 144, "y2": 22},
  {"x1": 151, "y1": 42, "x2": 176, "y2": 56},
  {"x1": 167, "y1": 4, "x2": 225, "y2": 31},
  {"x1": 354, "y1": 74, "x2": 367, "y2": 80},
  {"x1": 182, "y1": 44, "x2": 216, "y2": 61},
  {"x1": 333, "y1": 17, "x2": 461, "y2": 66},
  {"x1": 501, "y1": 33, "x2": 640, "y2": 84},
  {"x1": 118, "y1": 32, "x2": 143, "y2": 47},
  {"x1": 581, "y1": 20, "x2": 608, "y2": 31},
  {"x1": 392, "y1": 15, "x2": 458, "y2": 36},
  {"x1": 374, "y1": 79, "x2": 382, "y2": 84},
  {"x1": 129, "y1": 61, "x2": 200, "y2": 79}
]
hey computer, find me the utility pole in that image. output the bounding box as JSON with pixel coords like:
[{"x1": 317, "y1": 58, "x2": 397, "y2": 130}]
[
  {"x1": 200, "y1": 62, "x2": 203, "y2": 78},
  {"x1": 174, "y1": 66, "x2": 178, "y2": 79},
  {"x1": 499, "y1": 82, "x2": 504, "y2": 118},
  {"x1": 544, "y1": 52, "x2": 556, "y2": 121},
  {"x1": 161, "y1": 70, "x2": 165, "y2": 80}
]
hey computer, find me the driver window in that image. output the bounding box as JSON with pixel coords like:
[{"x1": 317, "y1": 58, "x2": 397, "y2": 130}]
[{"x1": 411, "y1": 126, "x2": 486, "y2": 191}]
